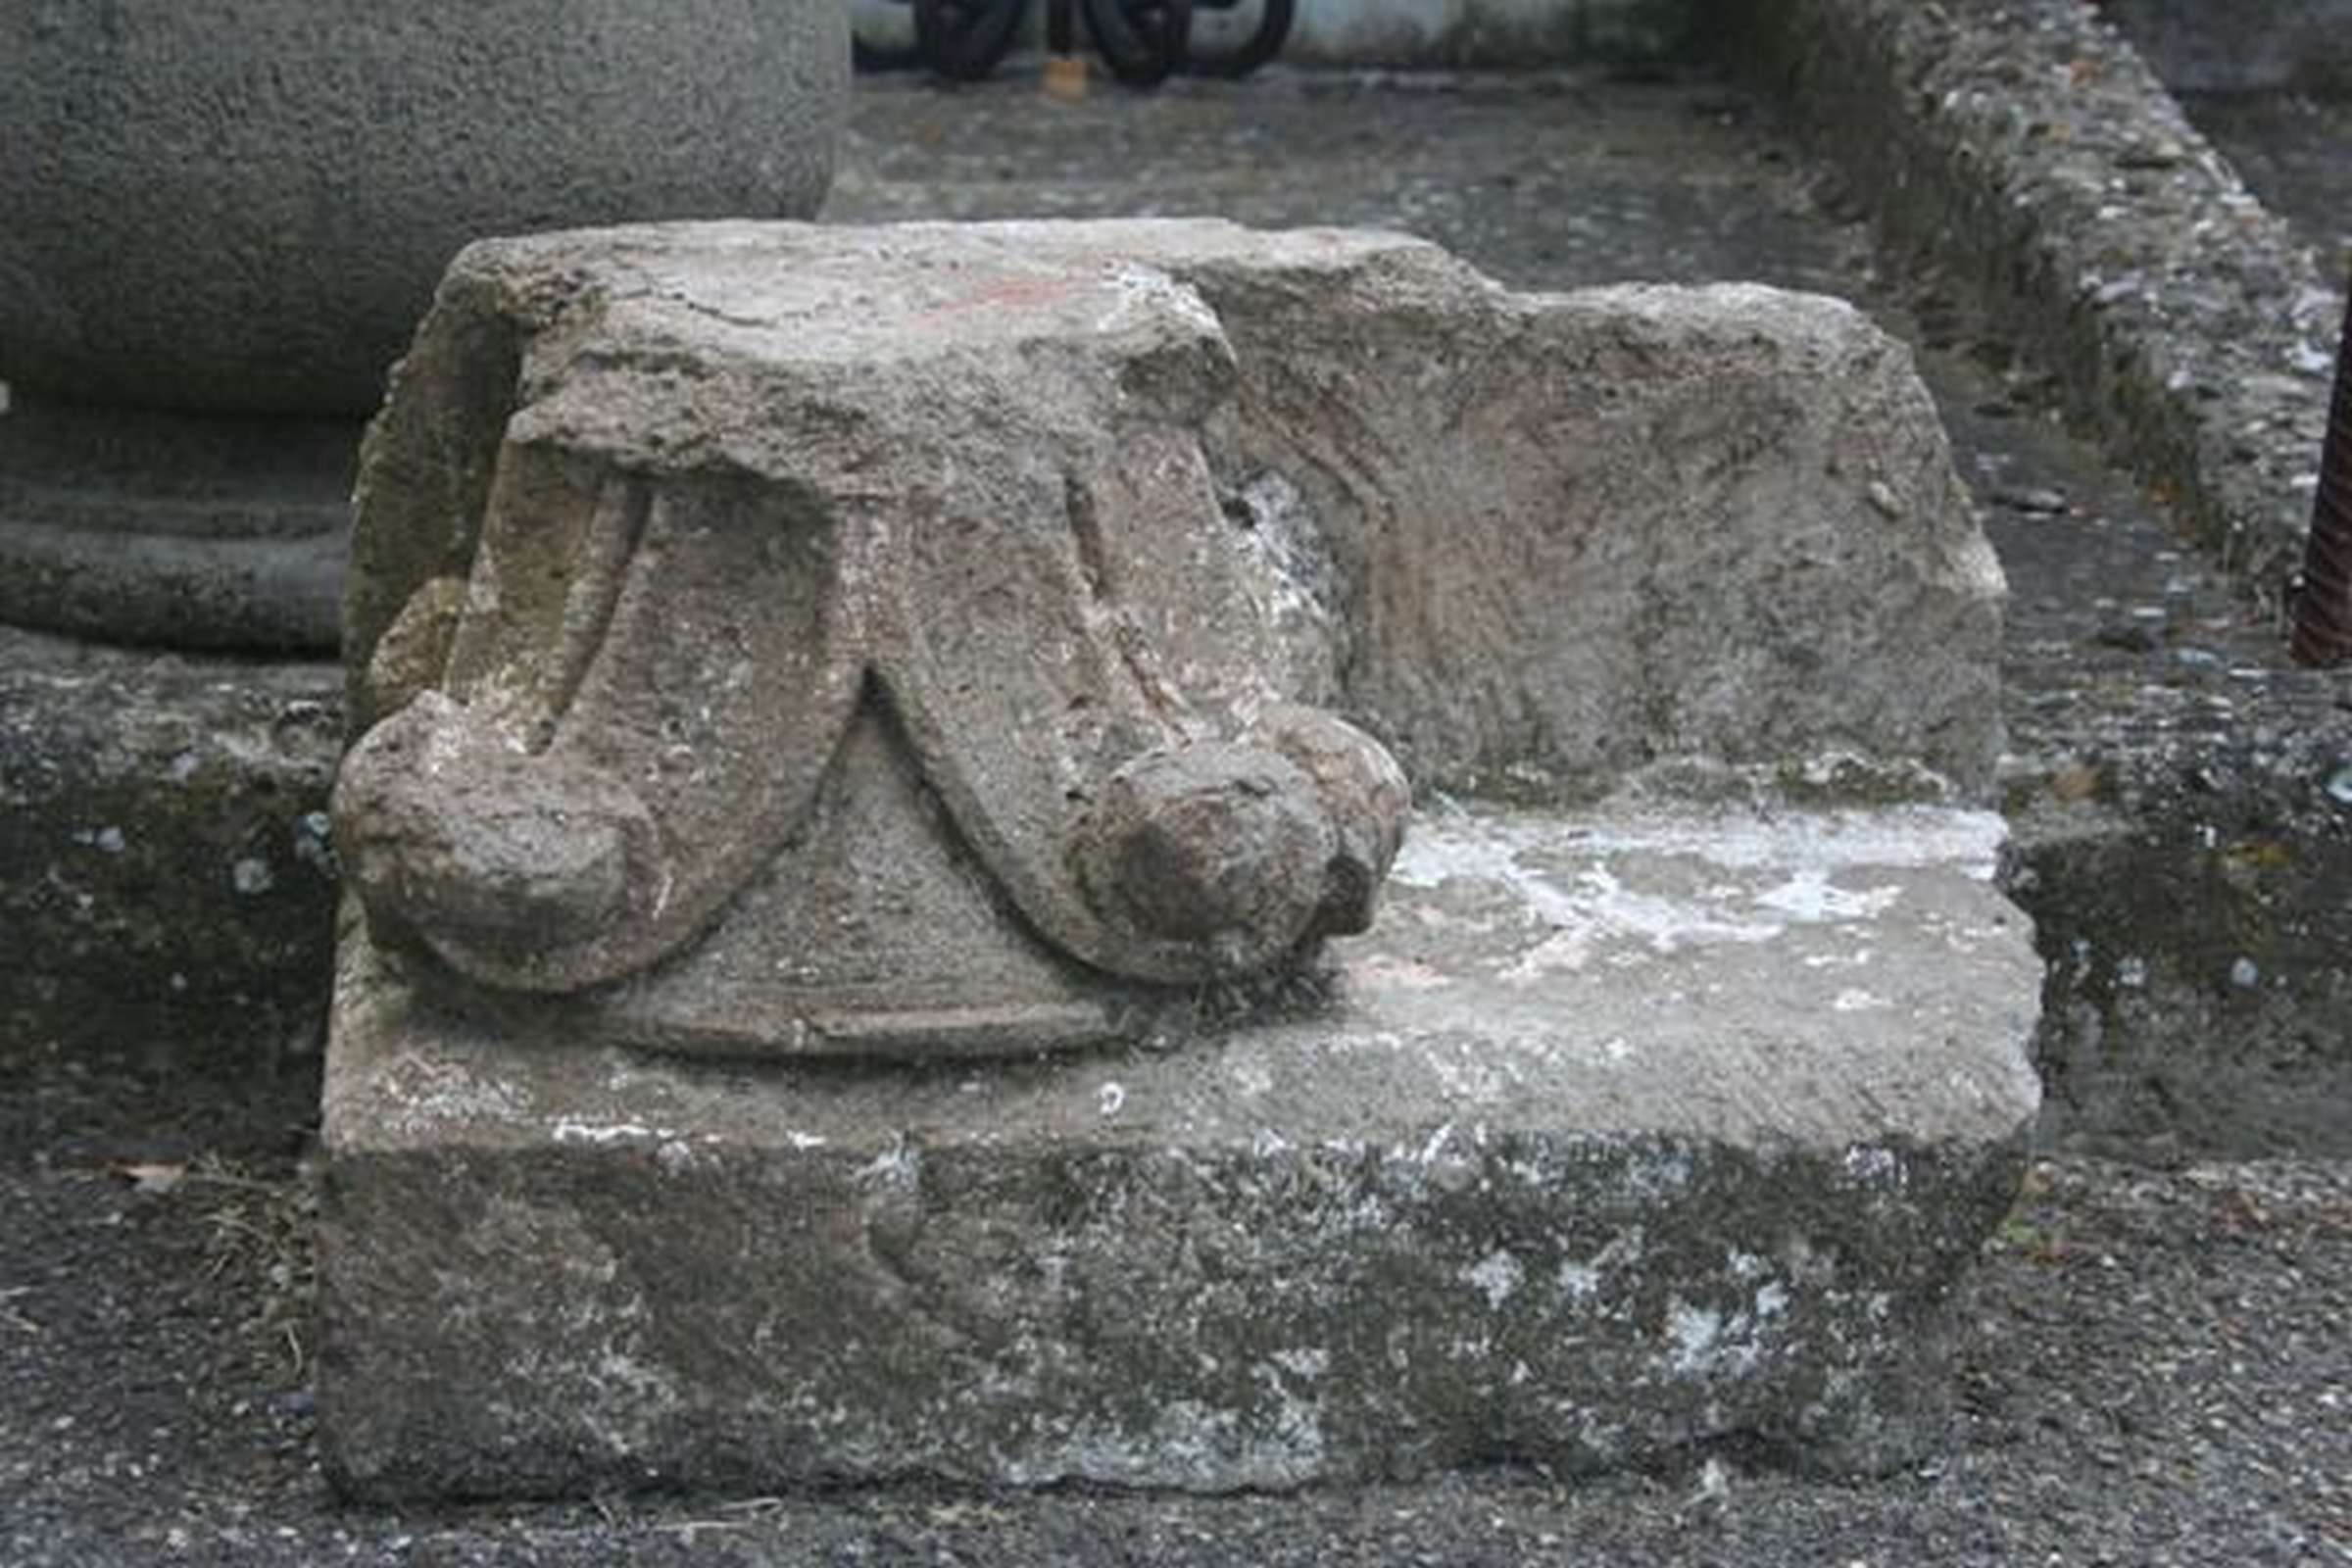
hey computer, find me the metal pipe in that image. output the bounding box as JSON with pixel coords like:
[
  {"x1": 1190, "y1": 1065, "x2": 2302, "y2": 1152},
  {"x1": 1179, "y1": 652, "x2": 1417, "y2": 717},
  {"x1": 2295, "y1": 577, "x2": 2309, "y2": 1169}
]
[{"x1": 2291, "y1": 274, "x2": 2352, "y2": 667}]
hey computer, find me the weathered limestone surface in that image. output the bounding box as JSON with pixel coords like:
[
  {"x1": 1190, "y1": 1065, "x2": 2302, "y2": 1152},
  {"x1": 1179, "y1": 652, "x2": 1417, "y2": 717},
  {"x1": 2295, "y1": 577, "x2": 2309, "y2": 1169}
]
[
  {"x1": 345, "y1": 220, "x2": 2003, "y2": 802},
  {"x1": 319, "y1": 220, "x2": 2033, "y2": 1496},
  {"x1": 322, "y1": 798, "x2": 2040, "y2": 1498}
]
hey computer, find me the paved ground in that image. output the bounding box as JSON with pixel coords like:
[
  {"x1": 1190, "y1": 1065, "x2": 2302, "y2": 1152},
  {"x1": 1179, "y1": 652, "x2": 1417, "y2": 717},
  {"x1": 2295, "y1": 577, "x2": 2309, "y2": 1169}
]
[
  {"x1": 6, "y1": 65, "x2": 2351, "y2": 1564},
  {"x1": 8, "y1": 1060, "x2": 2350, "y2": 1565}
]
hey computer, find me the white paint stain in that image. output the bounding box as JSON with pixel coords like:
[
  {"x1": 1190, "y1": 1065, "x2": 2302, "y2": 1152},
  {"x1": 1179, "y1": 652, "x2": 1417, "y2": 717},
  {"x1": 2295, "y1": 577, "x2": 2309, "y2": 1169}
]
[
  {"x1": 1753, "y1": 869, "x2": 1900, "y2": 922},
  {"x1": 1097, "y1": 262, "x2": 1222, "y2": 338},
  {"x1": 857, "y1": 1137, "x2": 921, "y2": 1188},
  {"x1": 1666, "y1": 1300, "x2": 1724, "y2": 1372},
  {"x1": 1462, "y1": 1249, "x2": 1524, "y2": 1310},
  {"x1": 1270, "y1": 1347, "x2": 1329, "y2": 1379},
  {"x1": 1389, "y1": 803, "x2": 1999, "y2": 974},
  {"x1": 379, "y1": 1054, "x2": 532, "y2": 1138},
  {"x1": 1566, "y1": 803, "x2": 2006, "y2": 877},
  {"x1": 1841, "y1": 1146, "x2": 1901, "y2": 1185},
  {"x1": 554, "y1": 1118, "x2": 671, "y2": 1145}
]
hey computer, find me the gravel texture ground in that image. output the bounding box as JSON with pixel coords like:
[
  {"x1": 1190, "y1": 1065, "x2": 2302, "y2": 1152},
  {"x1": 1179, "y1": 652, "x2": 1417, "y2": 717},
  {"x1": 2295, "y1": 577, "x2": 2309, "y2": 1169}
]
[
  {"x1": 6, "y1": 62, "x2": 2350, "y2": 1565},
  {"x1": 5, "y1": 1058, "x2": 2349, "y2": 1565}
]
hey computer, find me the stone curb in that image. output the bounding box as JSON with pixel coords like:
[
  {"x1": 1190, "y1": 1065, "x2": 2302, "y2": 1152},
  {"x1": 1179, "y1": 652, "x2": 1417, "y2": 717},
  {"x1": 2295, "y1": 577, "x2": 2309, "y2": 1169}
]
[
  {"x1": 0, "y1": 627, "x2": 342, "y2": 1074},
  {"x1": 1709, "y1": 0, "x2": 2344, "y2": 600}
]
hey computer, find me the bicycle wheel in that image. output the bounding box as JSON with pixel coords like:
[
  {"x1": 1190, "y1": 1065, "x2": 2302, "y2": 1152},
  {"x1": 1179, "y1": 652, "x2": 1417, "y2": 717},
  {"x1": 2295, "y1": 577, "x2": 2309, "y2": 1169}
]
[
  {"x1": 1079, "y1": 0, "x2": 1192, "y2": 86},
  {"x1": 914, "y1": 0, "x2": 1028, "y2": 80},
  {"x1": 1184, "y1": 0, "x2": 1290, "y2": 77}
]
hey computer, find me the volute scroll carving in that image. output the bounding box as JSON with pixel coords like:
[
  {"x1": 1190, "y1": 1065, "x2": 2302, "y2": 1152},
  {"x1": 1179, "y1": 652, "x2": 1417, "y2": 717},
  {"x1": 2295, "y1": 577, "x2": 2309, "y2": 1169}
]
[{"x1": 332, "y1": 235, "x2": 1408, "y2": 1058}]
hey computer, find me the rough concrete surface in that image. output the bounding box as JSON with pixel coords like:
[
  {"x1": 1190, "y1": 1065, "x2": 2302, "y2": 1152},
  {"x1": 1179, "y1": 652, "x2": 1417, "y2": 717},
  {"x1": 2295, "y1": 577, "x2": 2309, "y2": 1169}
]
[
  {"x1": 0, "y1": 0, "x2": 846, "y2": 415},
  {"x1": 1706, "y1": 0, "x2": 2342, "y2": 601},
  {"x1": 319, "y1": 798, "x2": 2036, "y2": 1497},
  {"x1": 1918, "y1": 343, "x2": 2352, "y2": 1158},
  {"x1": 0, "y1": 625, "x2": 341, "y2": 1074}
]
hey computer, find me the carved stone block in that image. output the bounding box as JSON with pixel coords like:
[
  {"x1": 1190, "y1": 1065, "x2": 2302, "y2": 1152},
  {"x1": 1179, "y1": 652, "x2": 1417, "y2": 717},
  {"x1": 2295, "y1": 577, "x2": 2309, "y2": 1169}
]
[
  {"x1": 333, "y1": 224, "x2": 1432, "y2": 1056},
  {"x1": 319, "y1": 220, "x2": 2034, "y2": 1496}
]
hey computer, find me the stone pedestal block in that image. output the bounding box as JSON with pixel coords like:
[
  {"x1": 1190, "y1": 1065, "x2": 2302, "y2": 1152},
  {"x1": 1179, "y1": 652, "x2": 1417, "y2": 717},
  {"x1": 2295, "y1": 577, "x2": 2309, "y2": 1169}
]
[{"x1": 320, "y1": 799, "x2": 2039, "y2": 1498}]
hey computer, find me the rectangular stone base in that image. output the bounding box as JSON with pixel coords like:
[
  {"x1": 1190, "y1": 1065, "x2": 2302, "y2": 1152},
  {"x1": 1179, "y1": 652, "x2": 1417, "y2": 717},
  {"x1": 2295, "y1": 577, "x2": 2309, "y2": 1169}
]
[{"x1": 318, "y1": 800, "x2": 2040, "y2": 1500}]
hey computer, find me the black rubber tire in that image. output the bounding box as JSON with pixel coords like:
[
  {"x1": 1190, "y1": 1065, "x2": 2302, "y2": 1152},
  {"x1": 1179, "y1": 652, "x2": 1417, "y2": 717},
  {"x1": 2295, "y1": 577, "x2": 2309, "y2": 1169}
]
[
  {"x1": 852, "y1": 33, "x2": 925, "y2": 72},
  {"x1": 1079, "y1": 0, "x2": 1193, "y2": 86},
  {"x1": 1184, "y1": 0, "x2": 1291, "y2": 77},
  {"x1": 913, "y1": 0, "x2": 1028, "y2": 80}
]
